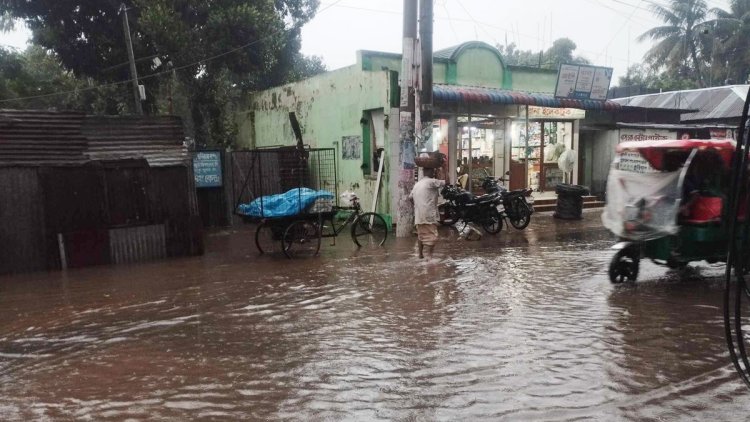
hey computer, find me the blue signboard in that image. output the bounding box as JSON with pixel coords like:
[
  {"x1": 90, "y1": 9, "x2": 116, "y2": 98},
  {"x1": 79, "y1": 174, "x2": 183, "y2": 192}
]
[{"x1": 193, "y1": 151, "x2": 223, "y2": 188}]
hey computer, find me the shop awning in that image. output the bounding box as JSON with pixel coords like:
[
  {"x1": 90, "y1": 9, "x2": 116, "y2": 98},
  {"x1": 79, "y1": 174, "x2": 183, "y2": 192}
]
[{"x1": 433, "y1": 84, "x2": 623, "y2": 111}]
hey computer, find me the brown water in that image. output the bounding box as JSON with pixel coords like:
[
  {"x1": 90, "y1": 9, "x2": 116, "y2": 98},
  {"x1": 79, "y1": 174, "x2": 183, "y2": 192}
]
[{"x1": 1, "y1": 211, "x2": 748, "y2": 421}]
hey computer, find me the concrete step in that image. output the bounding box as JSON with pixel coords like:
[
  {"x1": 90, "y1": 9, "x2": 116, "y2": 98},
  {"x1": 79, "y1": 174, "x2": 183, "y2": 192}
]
[
  {"x1": 533, "y1": 200, "x2": 605, "y2": 213},
  {"x1": 532, "y1": 195, "x2": 600, "y2": 207}
]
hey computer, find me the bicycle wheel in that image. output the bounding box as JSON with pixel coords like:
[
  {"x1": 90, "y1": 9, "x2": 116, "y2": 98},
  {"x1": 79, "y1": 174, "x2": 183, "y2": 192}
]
[
  {"x1": 351, "y1": 212, "x2": 388, "y2": 247},
  {"x1": 282, "y1": 220, "x2": 321, "y2": 258},
  {"x1": 254, "y1": 221, "x2": 276, "y2": 254}
]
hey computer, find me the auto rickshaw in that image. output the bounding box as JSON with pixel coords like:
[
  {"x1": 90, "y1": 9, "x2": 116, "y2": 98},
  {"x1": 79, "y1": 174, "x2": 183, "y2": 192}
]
[{"x1": 602, "y1": 139, "x2": 738, "y2": 283}]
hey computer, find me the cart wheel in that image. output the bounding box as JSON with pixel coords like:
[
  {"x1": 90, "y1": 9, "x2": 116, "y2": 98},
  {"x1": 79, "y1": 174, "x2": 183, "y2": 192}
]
[
  {"x1": 254, "y1": 221, "x2": 276, "y2": 254},
  {"x1": 482, "y1": 210, "x2": 503, "y2": 234},
  {"x1": 351, "y1": 212, "x2": 388, "y2": 247},
  {"x1": 608, "y1": 247, "x2": 640, "y2": 283},
  {"x1": 282, "y1": 220, "x2": 321, "y2": 259}
]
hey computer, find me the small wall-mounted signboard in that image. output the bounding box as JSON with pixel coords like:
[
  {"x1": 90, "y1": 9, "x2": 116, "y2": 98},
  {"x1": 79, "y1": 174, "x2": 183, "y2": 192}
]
[
  {"x1": 193, "y1": 150, "x2": 223, "y2": 188},
  {"x1": 554, "y1": 64, "x2": 613, "y2": 101},
  {"x1": 342, "y1": 135, "x2": 361, "y2": 160}
]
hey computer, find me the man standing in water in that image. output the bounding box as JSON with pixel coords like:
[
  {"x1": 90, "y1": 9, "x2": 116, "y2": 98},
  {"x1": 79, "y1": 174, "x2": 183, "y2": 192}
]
[{"x1": 410, "y1": 167, "x2": 445, "y2": 259}]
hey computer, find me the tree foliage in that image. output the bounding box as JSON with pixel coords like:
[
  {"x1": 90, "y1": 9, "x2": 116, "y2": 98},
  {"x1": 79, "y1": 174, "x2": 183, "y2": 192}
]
[
  {"x1": 638, "y1": 0, "x2": 711, "y2": 86},
  {"x1": 708, "y1": 0, "x2": 750, "y2": 84},
  {"x1": 634, "y1": 0, "x2": 750, "y2": 90},
  {"x1": 0, "y1": 0, "x2": 327, "y2": 147},
  {"x1": 496, "y1": 38, "x2": 590, "y2": 69},
  {"x1": 0, "y1": 45, "x2": 129, "y2": 112}
]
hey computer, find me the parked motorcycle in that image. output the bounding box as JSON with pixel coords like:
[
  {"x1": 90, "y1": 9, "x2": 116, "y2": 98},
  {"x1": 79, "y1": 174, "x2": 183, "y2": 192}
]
[
  {"x1": 438, "y1": 184, "x2": 503, "y2": 234},
  {"x1": 480, "y1": 172, "x2": 534, "y2": 230}
]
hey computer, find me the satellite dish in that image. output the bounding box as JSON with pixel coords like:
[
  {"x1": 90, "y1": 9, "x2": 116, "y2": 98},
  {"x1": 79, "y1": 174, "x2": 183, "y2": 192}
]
[{"x1": 558, "y1": 149, "x2": 577, "y2": 173}]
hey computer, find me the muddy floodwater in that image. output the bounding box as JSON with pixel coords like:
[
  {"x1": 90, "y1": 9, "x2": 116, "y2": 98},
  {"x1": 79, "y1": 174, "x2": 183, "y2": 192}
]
[{"x1": 1, "y1": 210, "x2": 749, "y2": 421}]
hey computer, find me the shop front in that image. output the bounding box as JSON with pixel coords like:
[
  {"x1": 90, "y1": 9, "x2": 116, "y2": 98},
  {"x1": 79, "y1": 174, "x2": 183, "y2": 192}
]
[{"x1": 429, "y1": 85, "x2": 606, "y2": 194}]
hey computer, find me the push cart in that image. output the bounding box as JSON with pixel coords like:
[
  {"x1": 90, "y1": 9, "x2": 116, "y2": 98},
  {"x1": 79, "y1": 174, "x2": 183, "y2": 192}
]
[{"x1": 232, "y1": 145, "x2": 387, "y2": 259}]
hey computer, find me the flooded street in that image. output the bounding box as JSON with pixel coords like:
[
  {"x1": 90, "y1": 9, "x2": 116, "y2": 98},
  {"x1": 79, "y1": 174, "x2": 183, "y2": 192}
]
[{"x1": 1, "y1": 210, "x2": 748, "y2": 421}]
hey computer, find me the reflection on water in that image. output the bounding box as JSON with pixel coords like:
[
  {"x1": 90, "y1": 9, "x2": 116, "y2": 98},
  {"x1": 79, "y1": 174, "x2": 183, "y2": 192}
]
[{"x1": 0, "y1": 212, "x2": 749, "y2": 420}]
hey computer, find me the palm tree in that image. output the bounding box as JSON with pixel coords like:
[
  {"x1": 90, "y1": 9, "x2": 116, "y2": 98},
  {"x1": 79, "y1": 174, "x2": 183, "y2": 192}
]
[
  {"x1": 638, "y1": 0, "x2": 711, "y2": 87},
  {"x1": 708, "y1": 0, "x2": 750, "y2": 84}
]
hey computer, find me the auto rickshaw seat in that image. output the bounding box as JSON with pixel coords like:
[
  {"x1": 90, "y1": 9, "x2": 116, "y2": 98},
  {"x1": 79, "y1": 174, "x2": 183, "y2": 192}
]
[{"x1": 681, "y1": 195, "x2": 723, "y2": 225}]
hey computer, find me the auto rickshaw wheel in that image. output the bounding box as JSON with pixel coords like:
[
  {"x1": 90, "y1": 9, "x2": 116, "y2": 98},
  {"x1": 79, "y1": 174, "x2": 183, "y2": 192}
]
[{"x1": 609, "y1": 247, "x2": 640, "y2": 283}]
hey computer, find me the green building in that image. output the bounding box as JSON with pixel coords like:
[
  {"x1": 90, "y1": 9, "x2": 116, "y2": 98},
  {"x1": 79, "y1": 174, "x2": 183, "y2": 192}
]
[{"x1": 238, "y1": 41, "x2": 622, "y2": 218}]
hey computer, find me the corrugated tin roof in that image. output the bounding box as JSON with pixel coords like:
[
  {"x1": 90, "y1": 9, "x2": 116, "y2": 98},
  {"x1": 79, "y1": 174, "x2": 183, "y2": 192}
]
[
  {"x1": 611, "y1": 85, "x2": 749, "y2": 122},
  {"x1": 0, "y1": 110, "x2": 188, "y2": 167},
  {"x1": 434, "y1": 84, "x2": 623, "y2": 111},
  {"x1": 83, "y1": 116, "x2": 189, "y2": 167},
  {"x1": 0, "y1": 110, "x2": 89, "y2": 165}
]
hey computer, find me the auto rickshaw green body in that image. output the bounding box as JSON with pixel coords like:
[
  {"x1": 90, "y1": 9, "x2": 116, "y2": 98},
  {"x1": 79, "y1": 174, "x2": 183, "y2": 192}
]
[{"x1": 604, "y1": 139, "x2": 737, "y2": 282}]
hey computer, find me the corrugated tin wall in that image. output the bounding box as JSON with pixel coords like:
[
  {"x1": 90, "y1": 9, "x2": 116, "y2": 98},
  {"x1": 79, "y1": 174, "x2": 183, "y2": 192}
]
[
  {"x1": 0, "y1": 111, "x2": 202, "y2": 275},
  {"x1": 0, "y1": 167, "x2": 46, "y2": 274},
  {"x1": 110, "y1": 224, "x2": 167, "y2": 265}
]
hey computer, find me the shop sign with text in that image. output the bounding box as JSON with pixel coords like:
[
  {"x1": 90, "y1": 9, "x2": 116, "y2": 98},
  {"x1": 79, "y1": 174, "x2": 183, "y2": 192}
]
[
  {"x1": 524, "y1": 106, "x2": 586, "y2": 120},
  {"x1": 618, "y1": 128, "x2": 676, "y2": 142}
]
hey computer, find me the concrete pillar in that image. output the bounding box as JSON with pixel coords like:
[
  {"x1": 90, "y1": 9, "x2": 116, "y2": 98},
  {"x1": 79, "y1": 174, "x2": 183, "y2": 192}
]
[
  {"x1": 572, "y1": 119, "x2": 580, "y2": 185},
  {"x1": 447, "y1": 115, "x2": 457, "y2": 184}
]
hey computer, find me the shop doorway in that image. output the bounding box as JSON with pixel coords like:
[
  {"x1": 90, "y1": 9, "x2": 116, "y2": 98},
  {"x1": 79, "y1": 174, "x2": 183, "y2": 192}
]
[
  {"x1": 511, "y1": 120, "x2": 573, "y2": 192},
  {"x1": 456, "y1": 116, "x2": 504, "y2": 193}
]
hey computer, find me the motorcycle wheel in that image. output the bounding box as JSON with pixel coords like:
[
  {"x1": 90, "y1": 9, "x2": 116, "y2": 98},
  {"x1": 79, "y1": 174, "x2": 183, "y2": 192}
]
[
  {"x1": 439, "y1": 203, "x2": 458, "y2": 226},
  {"x1": 482, "y1": 210, "x2": 503, "y2": 234},
  {"x1": 509, "y1": 198, "x2": 531, "y2": 230}
]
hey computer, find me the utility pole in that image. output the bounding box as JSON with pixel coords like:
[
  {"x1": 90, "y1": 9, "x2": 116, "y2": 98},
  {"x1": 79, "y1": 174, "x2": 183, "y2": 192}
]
[
  {"x1": 395, "y1": 0, "x2": 418, "y2": 238},
  {"x1": 120, "y1": 3, "x2": 143, "y2": 115},
  {"x1": 419, "y1": 0, "x2": 433, "y2": 127}
]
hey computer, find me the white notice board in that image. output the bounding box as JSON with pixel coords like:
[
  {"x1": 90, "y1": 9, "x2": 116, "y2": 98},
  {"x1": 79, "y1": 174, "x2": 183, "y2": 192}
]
[{"x1": 554, "y1": 64, "x2": 613, "y2": 101}]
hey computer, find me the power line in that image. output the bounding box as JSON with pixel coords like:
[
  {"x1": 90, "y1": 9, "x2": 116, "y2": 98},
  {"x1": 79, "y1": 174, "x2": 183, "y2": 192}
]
[
  {"x1": 0, "y1": 0, "x2": 346, "y2": 104},
  {"x1": 452, "y1": 0, "x2": 501, "y2": 46}
]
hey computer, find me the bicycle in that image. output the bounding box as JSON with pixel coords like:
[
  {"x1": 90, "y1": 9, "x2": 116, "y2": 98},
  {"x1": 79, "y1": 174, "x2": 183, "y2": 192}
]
[{"x1": 254, "y1": 193, "x2": 388, "y2": 258}]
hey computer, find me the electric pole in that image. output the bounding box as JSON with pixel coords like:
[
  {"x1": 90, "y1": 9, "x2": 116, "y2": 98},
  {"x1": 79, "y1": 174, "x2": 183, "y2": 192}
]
[
  {"x1": 395, "y1": 0, "x2": 418, "y2": 238},
  {"x1": 419, "y1": 0, "x2": 433, "y2": 126},
  {"x1": 120, "y1": 3, "x2": 143, "y2": 115}
]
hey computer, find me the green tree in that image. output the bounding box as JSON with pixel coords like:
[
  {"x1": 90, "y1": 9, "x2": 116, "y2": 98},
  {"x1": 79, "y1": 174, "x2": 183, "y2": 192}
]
[
  {"x1": 638, "y1": 0, "x2": 711, "y2": 86},
  {"x1": 1, "y1": 0, "x2": 326, "y2": 147},
  {"x1": 496, "y1": 38, "x2": 589, "y2": 69},
  {"x1": 542, "y1": 38, "x2": 590, "y2": 69},
  {"x1": 496, "y1": 42, "x2": 540, "y2": 67},
  {"x1": 708, "y1": 0, "x2": 750, "y2": 84},
  {"x1": 0, "y1": 45, "x2": 129, "y2": 112}
]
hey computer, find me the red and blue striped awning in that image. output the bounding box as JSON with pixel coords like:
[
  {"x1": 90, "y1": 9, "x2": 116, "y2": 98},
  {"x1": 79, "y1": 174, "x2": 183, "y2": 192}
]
[{"x1": 433, "y1": 85, "x2": 622, "y2": 111}]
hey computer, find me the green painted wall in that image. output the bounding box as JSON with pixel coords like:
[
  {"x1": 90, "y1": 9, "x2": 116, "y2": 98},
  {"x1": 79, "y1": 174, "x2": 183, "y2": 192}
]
[
  {"x1": 507, "y1": 67, "x2": 558, "y2": 93},
  {"x1": 455, "y1": 47, "x2": 504, "y2": 88},
  {"x1": 361, "y1": 51, "x2": 448, "y2": 84},
  {"x1": 240, "y1": 65, "x2": 393, "y2": 215},
  {"x1": 239, "y1": 42, "x2": 564, "y2": 219}
]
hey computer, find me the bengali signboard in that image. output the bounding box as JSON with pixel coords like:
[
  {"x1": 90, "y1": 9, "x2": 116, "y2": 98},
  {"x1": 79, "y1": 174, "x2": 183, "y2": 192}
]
[
  {"x1": 617, "y1": 151, "x2": 658, "y2": 173},
  {"x1": 524, "y1": 106, "x2": 586, "y2": 120},
  {"x1": 619, "y1": 128, "x2": 676, "y2": 143},
  {"x1": 193, "y1": 151, "x2": 223, "y2": 188},
  {"x1": 554, "y1": 64, "x2": 613, "y2": 101}
]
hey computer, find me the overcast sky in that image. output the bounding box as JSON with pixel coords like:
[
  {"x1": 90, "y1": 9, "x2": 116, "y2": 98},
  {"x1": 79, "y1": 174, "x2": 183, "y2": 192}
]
[
  {"x1": 301, "y1": 0, "x2": 733, "y2": 84},
  {"x1": 1, "y1": 0, "x2": 734, "y2": 86}
]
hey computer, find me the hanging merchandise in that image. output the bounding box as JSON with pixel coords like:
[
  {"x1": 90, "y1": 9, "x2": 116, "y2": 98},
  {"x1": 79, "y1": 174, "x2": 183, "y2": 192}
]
[{"x1": 558, "y1": 149, "x2": 577, "y2": 173}]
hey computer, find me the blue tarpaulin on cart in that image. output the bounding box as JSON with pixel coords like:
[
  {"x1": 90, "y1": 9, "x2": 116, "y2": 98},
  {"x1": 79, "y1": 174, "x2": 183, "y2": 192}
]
[{"x1": 238, "y1": 188, "x2": 334, "y2": 218}]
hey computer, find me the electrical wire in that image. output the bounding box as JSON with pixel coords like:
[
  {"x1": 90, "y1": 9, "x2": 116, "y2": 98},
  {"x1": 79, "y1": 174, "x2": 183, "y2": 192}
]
[
  {"x1": 723, "y1": 73, "x2": 750, "y2": 388},
  {"x1": 0, "y1": 0, "x2": 346, "y2": 104}
]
